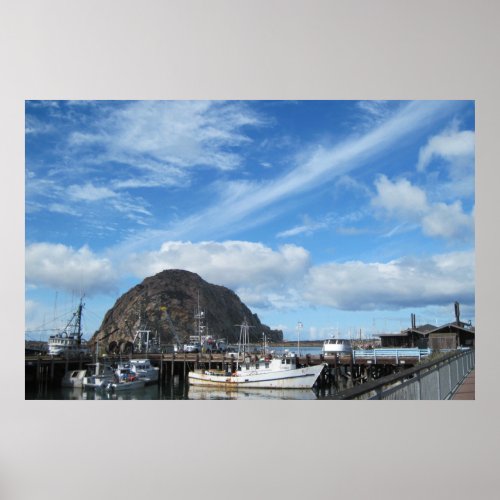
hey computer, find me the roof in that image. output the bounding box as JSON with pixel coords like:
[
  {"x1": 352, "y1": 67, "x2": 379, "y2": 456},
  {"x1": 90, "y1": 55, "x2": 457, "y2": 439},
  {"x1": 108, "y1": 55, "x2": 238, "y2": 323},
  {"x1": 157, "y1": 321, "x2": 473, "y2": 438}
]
[
  {"x1": 427, "y1": 322, "x2": 475, "y2": 335},
  {"x1": 379, "y1": 324, "x2": 436, "y2": 337}
]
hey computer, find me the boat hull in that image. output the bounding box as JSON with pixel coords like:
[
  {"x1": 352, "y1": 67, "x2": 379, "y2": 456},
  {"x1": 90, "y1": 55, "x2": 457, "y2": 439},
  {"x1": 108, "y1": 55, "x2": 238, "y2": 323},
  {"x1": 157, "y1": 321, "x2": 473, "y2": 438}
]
[{"x1": 188, "y1": 364, "x2": 324, "y2": 389}]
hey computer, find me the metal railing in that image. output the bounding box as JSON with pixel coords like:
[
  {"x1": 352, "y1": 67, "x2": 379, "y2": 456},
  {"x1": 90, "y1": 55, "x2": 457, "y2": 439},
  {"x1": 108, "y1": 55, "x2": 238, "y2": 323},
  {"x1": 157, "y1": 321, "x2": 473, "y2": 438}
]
[
  {"x1": 352, "y1": 348, "x2": 432, "y2": 363},
  {"x1": 330, "y1": 349, "x2": 475, "y2": 400}
]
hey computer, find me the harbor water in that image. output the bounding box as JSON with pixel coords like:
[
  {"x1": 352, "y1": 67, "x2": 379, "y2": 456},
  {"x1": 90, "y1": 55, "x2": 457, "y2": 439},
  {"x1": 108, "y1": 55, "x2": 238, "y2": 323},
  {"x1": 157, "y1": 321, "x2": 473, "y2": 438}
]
[
  {"x1": 25, "y1": 346, "x2": 334, "y2": 400},
  {"x1": 25, "y1": 379, "x2": 322, "y2": 400}
]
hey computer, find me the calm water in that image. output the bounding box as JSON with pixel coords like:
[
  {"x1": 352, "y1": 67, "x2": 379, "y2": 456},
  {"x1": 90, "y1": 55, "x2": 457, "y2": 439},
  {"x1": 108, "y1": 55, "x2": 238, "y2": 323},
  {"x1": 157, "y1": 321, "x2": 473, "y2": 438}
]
[
  {"x1": 25, "y1": 346, "x2": 332, "y2": 400},
  {"x1": 26, "y1": 379, "x2": 321, "y2": 400}
]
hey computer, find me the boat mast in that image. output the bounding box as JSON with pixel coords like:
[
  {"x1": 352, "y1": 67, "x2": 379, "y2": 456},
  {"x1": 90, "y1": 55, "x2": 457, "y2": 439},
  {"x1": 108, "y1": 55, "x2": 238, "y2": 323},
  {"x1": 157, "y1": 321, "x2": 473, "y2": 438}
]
[
  {"x1": 194, "y1": 291, "x2": 205, "y2": 345},
  {"x1": 235, "y1": 318, "x2": 253, "y2": 370},
  {"x1": 296, "y1": 321, "x2": 303, "y2": 357}
]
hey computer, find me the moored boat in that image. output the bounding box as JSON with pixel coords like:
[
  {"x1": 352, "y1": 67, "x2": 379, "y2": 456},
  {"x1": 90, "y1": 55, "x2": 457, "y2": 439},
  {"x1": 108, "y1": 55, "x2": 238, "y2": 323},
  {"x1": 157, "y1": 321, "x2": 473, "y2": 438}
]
[
  {"x1": 188, "y1": 319, "x2": 325, "y2": 389},
  {"x1": 120, "y1": 359, "x2": 159, "y2": 384},
  {"x1": 48, "y1": 298, "x2": 90, "y2": 358},
  {"x1": 83, "y1": 363, "x2": 116, "y2": 389},
  {"x1": 322, "y1": 338, "x2": 352, "y2": 355},
  {"x1": 104, "y1": 366, "x2": 146, "y2": 392}
]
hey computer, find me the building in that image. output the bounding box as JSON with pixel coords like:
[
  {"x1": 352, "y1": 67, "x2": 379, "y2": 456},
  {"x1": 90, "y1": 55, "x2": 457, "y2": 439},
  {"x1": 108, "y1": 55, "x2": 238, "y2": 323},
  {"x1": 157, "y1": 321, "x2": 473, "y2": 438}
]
[{"x1": 379, "y1": 303, "x2": 475, "y2": 350}]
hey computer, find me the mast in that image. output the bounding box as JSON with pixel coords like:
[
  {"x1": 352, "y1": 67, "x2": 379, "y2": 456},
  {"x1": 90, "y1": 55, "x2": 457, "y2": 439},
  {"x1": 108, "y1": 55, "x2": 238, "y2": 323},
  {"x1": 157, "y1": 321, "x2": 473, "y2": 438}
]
[
  {"x1": 235, "y1": 318, "x2": 254, "y2": 370},
  {"x1": 296, "y1": 321, "x2": 303, "y2": 357},
  {"x1": 75, "y1": 299, "x2": 83, "y2": 345},
  {"x1": 194, "y1": 291, "x2": 205, "y2": 344}
]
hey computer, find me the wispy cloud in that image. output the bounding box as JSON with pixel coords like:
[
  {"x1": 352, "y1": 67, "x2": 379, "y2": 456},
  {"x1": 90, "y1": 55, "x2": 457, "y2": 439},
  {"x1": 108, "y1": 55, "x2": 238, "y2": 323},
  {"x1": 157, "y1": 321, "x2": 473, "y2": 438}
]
[
  {"x1": 68, "y1": 182, "x2": 117, "y2": 202},
  {"x1": 117, "y1": 100, "x2": 461, "y2": 250},
  {"x1": 277, "y1": 215, "x2": 329, "y2": 238},
  {"x1": 70, "y1": 100, "x2": 267, "y2": 176}
]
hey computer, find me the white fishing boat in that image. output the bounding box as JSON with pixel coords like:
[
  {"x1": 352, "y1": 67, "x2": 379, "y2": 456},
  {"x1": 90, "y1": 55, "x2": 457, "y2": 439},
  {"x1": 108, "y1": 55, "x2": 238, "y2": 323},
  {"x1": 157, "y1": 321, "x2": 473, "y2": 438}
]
[
  {"x1": 48, "y1": 298, "x2": 90, "y2": 357},
  {"x1": 322, "y1": 338, "x2": 353, "y2": 355},
  {"x1": 61, "y1": 369, "x2": 87, "y2": 388},
  {"x1": 105, "y1": 366, "x2": 146, "y2": 392},
  {"x1": 188, "y1": 319, "x2": 325, "y2": 389},
  {"x1": 120, "y1": 359, "x2": 159, "y2": 384},
  {"x1": 83, "y1": 363, "x2": 116, "y2": 389}
]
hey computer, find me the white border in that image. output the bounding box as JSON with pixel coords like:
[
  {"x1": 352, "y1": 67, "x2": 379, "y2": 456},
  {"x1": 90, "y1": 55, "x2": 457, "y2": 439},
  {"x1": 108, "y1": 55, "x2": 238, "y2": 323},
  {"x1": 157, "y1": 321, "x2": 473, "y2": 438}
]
[{"x1": 2, "y1": 1, "x2": 498, "y2": 499}]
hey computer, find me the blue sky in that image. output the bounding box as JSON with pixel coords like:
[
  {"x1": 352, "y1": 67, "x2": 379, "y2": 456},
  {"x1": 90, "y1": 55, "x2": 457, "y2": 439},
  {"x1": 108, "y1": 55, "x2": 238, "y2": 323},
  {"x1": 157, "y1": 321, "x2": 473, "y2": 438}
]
[{"x1": 25, "y1": 100, "x2": 475, "y2": 340}]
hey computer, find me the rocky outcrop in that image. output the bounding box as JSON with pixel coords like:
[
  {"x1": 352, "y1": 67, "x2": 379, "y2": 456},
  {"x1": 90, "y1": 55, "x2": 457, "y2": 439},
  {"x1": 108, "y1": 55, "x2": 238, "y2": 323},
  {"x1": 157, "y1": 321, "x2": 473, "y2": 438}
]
[{"x1": 90, "y1": 269, "x2": 282, "y2": 352}]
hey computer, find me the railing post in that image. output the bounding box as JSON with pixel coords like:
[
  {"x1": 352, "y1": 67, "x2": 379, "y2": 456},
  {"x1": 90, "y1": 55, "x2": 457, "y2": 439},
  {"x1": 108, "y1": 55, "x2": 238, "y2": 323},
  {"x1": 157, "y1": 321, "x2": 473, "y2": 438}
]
[
  {"x1": 436, "y1": 366, "x2": 441, "y2": 399},
  {"x1": 448, "y1": 361, "x2": 452, "y2": 396}
]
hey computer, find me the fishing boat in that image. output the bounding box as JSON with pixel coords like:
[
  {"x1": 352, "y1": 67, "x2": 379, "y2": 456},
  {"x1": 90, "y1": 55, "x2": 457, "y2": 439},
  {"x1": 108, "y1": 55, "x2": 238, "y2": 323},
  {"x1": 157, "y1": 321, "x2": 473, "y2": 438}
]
[
  {"x1": 47, "y1": 298, "x2": 90, "y2": 357},
  {"x1": 118, "y1": 359, "x2": 159, "y2": 384},
  {"x1": 188, "y1": 319, "x2": 325, "y2": 389},
  {"x1": 322, "y1": 338, "x2": 353, "y2": 355},
  {"x1": 105, "y1": 366, "x2": 146, "y2": 392},
  {"x1": 82, "y1": 334, "x2": 115, "y2": 388},
  {"x1": 83, "y1": 363, "x2": 116, "y2": 389}
]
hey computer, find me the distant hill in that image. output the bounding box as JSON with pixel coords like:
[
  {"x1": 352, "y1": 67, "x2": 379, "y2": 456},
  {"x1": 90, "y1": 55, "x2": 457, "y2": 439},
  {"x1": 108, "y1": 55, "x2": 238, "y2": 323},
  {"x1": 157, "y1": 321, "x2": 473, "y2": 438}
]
[{"x1": 90, "y1": 269, "x2": 283, "y2": 353}]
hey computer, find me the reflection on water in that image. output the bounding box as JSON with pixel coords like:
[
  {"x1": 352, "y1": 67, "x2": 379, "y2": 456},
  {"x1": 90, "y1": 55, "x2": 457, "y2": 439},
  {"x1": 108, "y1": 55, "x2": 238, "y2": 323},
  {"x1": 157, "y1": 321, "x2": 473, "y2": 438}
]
[
  {"x1": 26, "y1": 376, "x2": 320, "y2": 400},
  {"x1": 188, "y1": 385, "x2": 317, "y2": 400}
]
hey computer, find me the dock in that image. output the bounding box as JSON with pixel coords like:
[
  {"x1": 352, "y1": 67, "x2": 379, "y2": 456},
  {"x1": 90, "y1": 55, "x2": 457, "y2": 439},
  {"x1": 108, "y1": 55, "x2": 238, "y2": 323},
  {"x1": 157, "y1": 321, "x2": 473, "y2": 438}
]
[{"x1": 25, "y1": 347, "x2": 473, "y2": 399}]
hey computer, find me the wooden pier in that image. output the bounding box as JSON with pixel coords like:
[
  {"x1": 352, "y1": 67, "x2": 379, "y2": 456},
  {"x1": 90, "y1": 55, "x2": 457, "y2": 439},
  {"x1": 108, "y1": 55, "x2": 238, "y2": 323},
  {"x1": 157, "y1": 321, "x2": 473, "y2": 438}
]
[{"x1": 25, "y1": 348, "x2": 433, "y2": 392}]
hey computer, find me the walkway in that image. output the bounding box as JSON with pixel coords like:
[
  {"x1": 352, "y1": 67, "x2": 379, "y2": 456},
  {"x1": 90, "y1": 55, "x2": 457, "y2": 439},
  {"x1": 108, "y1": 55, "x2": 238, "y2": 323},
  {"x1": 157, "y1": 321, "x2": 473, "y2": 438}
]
[{"x1": 451, "y1": 369, "x2": 475, "y2": 400}]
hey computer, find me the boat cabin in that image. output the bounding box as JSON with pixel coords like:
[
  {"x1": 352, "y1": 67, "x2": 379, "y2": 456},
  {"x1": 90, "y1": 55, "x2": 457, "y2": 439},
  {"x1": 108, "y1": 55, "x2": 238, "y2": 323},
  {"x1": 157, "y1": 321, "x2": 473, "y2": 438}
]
[{"x1": 237, "y1": 355, "x2": 297, "y2": 373}]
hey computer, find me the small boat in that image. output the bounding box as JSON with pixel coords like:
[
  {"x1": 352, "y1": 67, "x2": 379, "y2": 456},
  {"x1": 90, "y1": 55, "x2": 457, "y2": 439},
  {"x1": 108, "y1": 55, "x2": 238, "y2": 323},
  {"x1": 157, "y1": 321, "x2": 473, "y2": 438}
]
[
  {"x1": 188, "y1": 319, "x2": 325, "y2": 389},
  {"x1": 61, "y1": 369, "x2": 87, "y2": 388},
  {"x1": 121, "y1": 359, "x2": 159, "y2": 384},
  {"x1": 47, "y1": 298, "x2": 90, "y2": 357},
  {"x1": 322, "y1": 338, "x2": 352, "y2": 355},
  {"x1": 105, "y1": 367, "x2": 146, "y2": 392},
  {"x1": 83, "y1": 363, "x2": 116, "y2": 389}
]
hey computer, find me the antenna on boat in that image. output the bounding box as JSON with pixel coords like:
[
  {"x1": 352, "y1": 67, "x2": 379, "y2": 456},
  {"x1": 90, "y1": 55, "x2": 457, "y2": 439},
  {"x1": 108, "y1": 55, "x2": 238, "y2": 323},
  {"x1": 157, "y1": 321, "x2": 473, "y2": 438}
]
[
  {"x1": 235, "y1": 318, "x2": 254, "y2": 370},
  {"x1": 296, "y1": 321, "x2": 303, "y2": 357}
]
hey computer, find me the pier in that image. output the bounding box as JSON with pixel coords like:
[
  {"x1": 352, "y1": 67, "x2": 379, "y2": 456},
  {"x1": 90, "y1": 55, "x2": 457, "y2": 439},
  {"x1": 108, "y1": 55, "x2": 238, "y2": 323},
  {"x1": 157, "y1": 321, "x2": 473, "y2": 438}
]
[
  {"x1": 25, "y1": 347, "x2": 473, "y2": 398},
  {"x1": 325, "y1": 348, "x2": 475, "y2": 400}
]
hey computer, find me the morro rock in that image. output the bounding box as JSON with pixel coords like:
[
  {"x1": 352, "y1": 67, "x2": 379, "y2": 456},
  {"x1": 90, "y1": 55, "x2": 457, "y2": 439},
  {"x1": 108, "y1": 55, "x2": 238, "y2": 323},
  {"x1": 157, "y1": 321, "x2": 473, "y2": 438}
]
[{"x1": 91, "y1": 269, "x2": 283, "y2": 353}]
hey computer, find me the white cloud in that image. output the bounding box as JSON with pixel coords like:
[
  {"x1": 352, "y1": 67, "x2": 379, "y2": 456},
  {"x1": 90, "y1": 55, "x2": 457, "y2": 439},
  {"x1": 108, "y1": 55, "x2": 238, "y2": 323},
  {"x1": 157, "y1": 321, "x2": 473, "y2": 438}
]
[
  {"x1": 422, "y1": 201, "x2": 474, "y2": 240},
  {"x1": 68, "y1": 182, "x2": 117, "y2": 202},
  {"x1": 303, "y1": 251, "x2": 474, "y2": 310},
  {"x1": 25, "y1": 243, "x2": 118, "y2": 295},
  {"x1": 371, "y1": 175, "x2": 474, "y2": 241},
  {"x1": 125, "y1": 240, "x2": 310, "y2": 308},
  {"x1": 417, "y1": 122, "x2": 475, "y2": 173},
  {"x1": 372, "y1": 175, "x2": 428, "y2": 219},
  {"x1": 123, "y1": 239, "x2": 474, "y2": 314}
]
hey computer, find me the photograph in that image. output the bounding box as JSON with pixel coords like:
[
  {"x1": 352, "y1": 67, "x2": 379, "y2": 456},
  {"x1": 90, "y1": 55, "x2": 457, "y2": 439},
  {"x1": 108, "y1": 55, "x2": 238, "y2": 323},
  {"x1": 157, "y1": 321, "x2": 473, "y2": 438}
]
[
  {"x1": 25, "y1": 99, "x2": 475, "y2": 400},
  {"x1": 3, "y1": 1, "x2": 499, "y2": 498}
]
